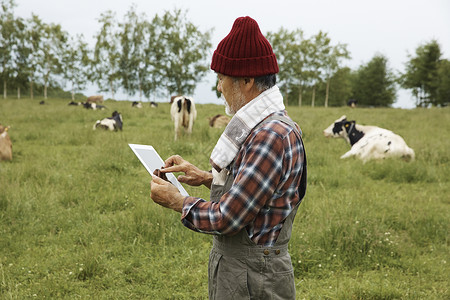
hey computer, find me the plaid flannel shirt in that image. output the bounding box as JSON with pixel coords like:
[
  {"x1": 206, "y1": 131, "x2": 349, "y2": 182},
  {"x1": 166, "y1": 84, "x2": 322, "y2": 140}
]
[{"x1": 181, "y1": 111, "x2": 305, "y2": 246}]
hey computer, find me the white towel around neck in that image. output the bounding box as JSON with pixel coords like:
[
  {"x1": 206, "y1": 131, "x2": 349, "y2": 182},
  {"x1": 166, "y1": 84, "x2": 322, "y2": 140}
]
[{"x1": 210, "y1": 85, "x2": 285, "y2": 172}]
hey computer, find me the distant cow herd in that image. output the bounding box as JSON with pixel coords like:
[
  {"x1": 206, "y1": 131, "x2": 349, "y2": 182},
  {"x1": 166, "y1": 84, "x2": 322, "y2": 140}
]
[{"x1": 1, "y1": 94, "x2": 416, "y2": 165}]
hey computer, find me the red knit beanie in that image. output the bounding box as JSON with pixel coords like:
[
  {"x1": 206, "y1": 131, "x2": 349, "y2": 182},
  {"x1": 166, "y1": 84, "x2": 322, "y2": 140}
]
[{"x1": 211, "y1": 16, "x2": 279, "y2": 77}]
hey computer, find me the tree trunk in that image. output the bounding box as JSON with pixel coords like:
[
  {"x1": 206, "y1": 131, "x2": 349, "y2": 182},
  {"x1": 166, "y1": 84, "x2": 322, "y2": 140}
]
[
  {"x1": 44, "y1": 82, "x2": 48, "y2": 99},
  {"x1": 139, "y1": 83, "x2": 142, "y2": 101},
  {"x1": 325, "y1": 79, "x2": 330, "y2": 108},
  {"x1": 311, "y1": 85, "x2": 316, "y2": 107},
  {"x1": 109, "y1": 80, "x2": 115, "y2": 100},
  {"x1": 17, "y1": 87, "x2": 20, "y2": 99},
  {"x1": 3, "y1": 81, "x2": 6, "y2": 99},
  {"x1": 298, "y1": 84, "x2": 302, "y2": 107},
  {"x1": 30, "y1": 80, "x2": 34, "y2": 99},
  {"x1": 71, "y1": 81, "x2": 75, "y2": 100}
]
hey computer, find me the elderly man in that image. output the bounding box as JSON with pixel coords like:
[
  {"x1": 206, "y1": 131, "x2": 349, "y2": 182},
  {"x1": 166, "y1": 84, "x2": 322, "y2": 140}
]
[{"x1": 150, "y1": 16, "x2": 307, "y2": 299}]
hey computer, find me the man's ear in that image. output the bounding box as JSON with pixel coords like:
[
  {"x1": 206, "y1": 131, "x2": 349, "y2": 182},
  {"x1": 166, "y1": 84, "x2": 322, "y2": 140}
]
[{"x1": 242, "y1": 77, "x2": 254, "y2": 90}]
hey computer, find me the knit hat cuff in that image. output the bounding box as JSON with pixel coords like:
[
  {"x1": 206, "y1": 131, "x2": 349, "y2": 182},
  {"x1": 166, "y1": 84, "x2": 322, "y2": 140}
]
[{"x1": 211, "y1": 50, "x2": 279, "y2": 77}]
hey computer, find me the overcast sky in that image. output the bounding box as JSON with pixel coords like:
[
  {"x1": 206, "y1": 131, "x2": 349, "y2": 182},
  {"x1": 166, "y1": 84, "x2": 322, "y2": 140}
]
[{"x1": 13, "y1": 0, "x2": 450, "y2": 108}]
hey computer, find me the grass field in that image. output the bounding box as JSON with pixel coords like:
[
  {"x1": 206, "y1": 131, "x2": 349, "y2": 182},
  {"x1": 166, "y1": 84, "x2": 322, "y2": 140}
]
[{"x1": 0, "y1": 98, "x2": 449, "y2": 299}]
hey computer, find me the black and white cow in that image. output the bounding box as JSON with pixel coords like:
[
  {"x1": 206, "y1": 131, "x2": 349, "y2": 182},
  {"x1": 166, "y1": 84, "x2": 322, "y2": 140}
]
[
  {"x1": 93, "y1": 111, "x2": 123, "y2": 131},
  {"x1": 83, "y1": 102, "x2": 106, "y2": 110},
  {"x1": 131, "y1": 101, "x2": 143, "y2": 108},
  {"x1": 170, "y1": 96, "x2": 197, "y2": 140},
  {"x1": 323, "y1": 115, "x2": 415, "y2": 162}
]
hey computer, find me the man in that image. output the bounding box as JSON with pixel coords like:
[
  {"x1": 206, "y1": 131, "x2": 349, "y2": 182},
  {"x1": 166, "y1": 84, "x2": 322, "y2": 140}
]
[{"x1": 150, "y1": 16, "x2": 307, "y2": 299}]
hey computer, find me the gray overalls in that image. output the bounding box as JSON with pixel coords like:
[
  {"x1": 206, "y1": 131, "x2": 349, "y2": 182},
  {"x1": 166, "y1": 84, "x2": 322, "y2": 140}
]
[{"x1": 208, "y1": 115, "x2": 307, "y2": 300}]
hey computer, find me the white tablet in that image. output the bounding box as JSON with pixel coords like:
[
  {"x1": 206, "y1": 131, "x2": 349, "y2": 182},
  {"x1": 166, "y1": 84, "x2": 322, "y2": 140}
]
[{"x1": 128, "y1": 144, "x2": 189, "y2": 196}]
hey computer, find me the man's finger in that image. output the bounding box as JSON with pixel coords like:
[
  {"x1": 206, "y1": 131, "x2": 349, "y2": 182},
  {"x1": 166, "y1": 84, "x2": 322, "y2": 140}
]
[
  {"x1": 164, "y1": 155, "x2": 184, "y2": 168},
  {"x1": 160, "y1": 165, "x2": 184, "y2": 173}
]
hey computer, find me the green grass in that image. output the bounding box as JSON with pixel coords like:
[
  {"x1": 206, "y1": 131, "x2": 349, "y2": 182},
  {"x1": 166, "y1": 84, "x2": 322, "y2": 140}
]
[{"x1": 0, "y1": 98, "x2": 449, "y2": 299}]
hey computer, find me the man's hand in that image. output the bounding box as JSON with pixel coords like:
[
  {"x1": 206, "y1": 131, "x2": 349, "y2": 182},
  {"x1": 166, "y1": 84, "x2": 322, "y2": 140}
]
[
  {"x1": 150, "y1": 175, "x2": 185, "y2": 213},
  {"x1": 161, "y1": 155, "x2": 213, "y2": 188}
]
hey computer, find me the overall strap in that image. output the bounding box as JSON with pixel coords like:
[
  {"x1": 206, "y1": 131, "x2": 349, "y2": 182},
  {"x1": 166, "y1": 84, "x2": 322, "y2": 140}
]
[{"x1": 254, "y1": 114, "x2": 303, "y2": 137}]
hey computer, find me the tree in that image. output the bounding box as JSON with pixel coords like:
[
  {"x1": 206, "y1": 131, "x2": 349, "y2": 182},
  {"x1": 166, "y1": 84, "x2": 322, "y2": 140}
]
[
  {"x1": 40, "y1": 23, "x2": 67, "y2": 99},
  {"x1": 62, "y1": 34, "x2": 90, "y2": 100},
  {"x1": 323, "y1": 43, "x2": 350, "y2": 107},
  {"x1": 25, "y1": 14, "x2": 45, "y2": 99},
  {"x1": 401, "y1": 40, "x2": 443, "y2": 107},
  {"x1": 306, "y1": 31, "x2": 332, "y2": 107},
  {"x1": 93, "y1": 11, "x2": 121, "y2": 100},
  {"x1": 351, "y1": 54, "x2": 397, "y2": 107},
  {"x1": 142, "y1": 14, "x2": 164, "y2": 101},
  {"x1": 10, "y1": 16, "x2": 29, "y2": 98},
  {"x1": 267, "y1": 28, "x2": 308, "y2": 106},
  {"x1": 155, "y1": 9, "x2": 212, "y2": 96},
  {"x1": 318, "y1": 67, "x2": 353, "y2": 107},
  {"x1": 119, "y1": 4, "x2": 150, "y2": 100},
  {"x1": 0, "y1": 0, "x2": 17, "y2": 98},
  {"x1": 436, "y1": 59, "x2": 450, "y2": 106}
]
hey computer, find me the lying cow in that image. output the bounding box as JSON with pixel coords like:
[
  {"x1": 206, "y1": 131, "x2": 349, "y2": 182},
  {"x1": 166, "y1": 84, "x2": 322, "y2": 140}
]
[
  {"x1": 93, "y1": 111, "x2": 123, "y2": 131},
  {"x1": 83, "y1": 102, "x2": 106, "y2": 110},
  {"x1": 87, "y1": 95, "x2": 104, "y2": 104},
  {"x1": 131, "y1": 101, "x2": 143, "y2": 108},
  {"x1": 0, "y1": 124, "x2": 12, "y2": 161},
  {"x1": 150, "y1": 101, "x2": 158, "y2": 108},
  {"x1": 170, "y1": 96, "x2": 197, "y2": 141},
  {"x1": 208, "y1": 114, "x2": 230, "y2": 128},
  {"x1": 68, "y1": 101, "x2": 82, "y2": 106},
  {"x1": 323, "y1": 115, "x2": 415, "y2": 162}
]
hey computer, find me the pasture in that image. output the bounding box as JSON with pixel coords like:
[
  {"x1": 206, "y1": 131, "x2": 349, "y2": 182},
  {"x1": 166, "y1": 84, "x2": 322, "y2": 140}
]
[{"x1": 0, "y1": 98, "x2": 448, "y2": 299}]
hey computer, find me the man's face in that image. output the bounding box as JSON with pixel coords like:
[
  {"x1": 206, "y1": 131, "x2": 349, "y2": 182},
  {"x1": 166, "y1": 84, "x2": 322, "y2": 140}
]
[{"x1": 217, "y1": 73, "x2": 246, "y2": 115}]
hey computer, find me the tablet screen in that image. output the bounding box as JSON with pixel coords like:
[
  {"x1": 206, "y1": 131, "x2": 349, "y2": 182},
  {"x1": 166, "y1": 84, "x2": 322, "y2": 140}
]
[{"x1": 129, "y1": 144, "x2": 189, "y2": 196}]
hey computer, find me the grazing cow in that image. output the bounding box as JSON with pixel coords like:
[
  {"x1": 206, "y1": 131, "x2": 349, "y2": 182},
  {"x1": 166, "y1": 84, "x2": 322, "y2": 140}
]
[
  {"x1": 86, "y1": 95, "x2": 104, "y2": 104},
  {"x1": 170, "y1": 96, "x2": 197, "y2": 140},
  {"x1": 0, "y1": 124, "x2": 12, "y2": 161},
  {"x1": 68, "y1": 101, "x2": 82, "y2": 106},
  {"x1": 93, "y1": 111, "x2": 123, "y2": 131},
  {"x1": 208, "y1": 114, "x2": 231, "y2": 128},
  {"x1": 131, "y1": 101, "x2": 143, "y2": 108},
  {"x1": 150, "y1": 101, "x2": 158, "y2": 108},
  {"x1": 323, "y1": 115, "x2": 415, "y2": 162},
  {"x1": 347, "y1": 99, "x2": 357, "y2": 108}
]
